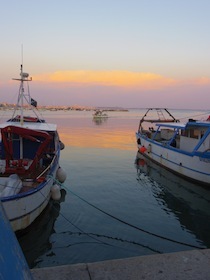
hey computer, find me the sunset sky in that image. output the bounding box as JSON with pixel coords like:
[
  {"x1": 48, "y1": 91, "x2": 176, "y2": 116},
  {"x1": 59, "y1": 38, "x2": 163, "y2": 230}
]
[{"x1": 0, "y1": 0, "x2": 210, "y2": 109}]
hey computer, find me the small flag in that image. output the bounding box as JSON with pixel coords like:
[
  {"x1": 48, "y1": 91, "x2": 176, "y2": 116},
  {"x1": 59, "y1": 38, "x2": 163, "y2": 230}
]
[{"x1": 31, "y1": 98, "x2": 37, "y2": 107}]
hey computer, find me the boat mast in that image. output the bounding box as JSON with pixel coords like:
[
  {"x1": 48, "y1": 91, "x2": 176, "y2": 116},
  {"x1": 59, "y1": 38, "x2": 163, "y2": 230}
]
[
  {"x1": 20, "y1": 65, "x2": 24, "y2": 125},
  {"x1": 12, "y1": 64, "x2": 32, "y2": 124}
]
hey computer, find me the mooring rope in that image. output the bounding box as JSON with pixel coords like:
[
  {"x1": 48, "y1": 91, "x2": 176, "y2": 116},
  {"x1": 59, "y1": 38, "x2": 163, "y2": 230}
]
[
  {"x1": 39, "y1": 190, "x2": 160, "y2": 254},
  {"x1": 54, "y1": 178, "x2": 205, "y2": 250},
  {"x1": 178, "y1": 110, "x2": 210, "y2": 122},
  {"x1": 55, "y1": 228, "x2": 162, "y2": 254}
]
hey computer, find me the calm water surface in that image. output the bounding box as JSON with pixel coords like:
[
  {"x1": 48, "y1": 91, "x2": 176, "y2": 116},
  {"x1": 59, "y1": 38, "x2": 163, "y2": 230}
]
[{"x1": 16, "y1": 109, "x2": 210, "y2": 268}]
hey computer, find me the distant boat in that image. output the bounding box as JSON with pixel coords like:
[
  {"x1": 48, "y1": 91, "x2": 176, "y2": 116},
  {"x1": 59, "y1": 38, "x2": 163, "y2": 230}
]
[
  {"x1": 136, "y1": 108, "x2": 210, "y2": 186},
  {"x1": 93, "y1": 110, "x2": 108, "y2": 119},
  {"x1": 0, "y1": 65, "x2": 66, "y2": 232}
]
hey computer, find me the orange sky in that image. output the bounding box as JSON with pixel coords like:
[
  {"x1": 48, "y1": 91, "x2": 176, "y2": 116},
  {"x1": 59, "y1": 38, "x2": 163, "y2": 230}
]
[
  {"x1": 1, "y1": 1, "x2": 210, "y2": 109},
  {"x1": 33, "y1": 70, "x2": 210, "y2": 89},
  {"x1": 2, "y1": 69, "x2": 209, "y2": 109}
]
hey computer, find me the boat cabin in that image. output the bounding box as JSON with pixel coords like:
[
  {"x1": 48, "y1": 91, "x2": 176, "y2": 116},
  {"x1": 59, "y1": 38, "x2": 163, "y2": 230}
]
[
  {"x1": 149, "y1": 120, "x2": 210, "y2": 153},
  {"x1": 0, "y1": 124, "x2": 58, "y2": 177}
]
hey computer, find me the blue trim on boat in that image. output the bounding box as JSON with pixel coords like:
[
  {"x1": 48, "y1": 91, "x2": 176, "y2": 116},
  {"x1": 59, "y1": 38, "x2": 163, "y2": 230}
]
[
  {"x1": 141, "y1": 136, "x2": 195, "y2": 156},
  {"x1": 0, "y1": 151, "x2": 59, "y2": 202},
  {"x1": 193, "y1": 127, "x2": 210, "y2": 152},
  {"x1": 140, "y1": 134, "x2": 210, "y2": 159},
  {"x1": 155, "y1": 123, "x2": 186, "y2": 129},
  {"x1": 150, "y1": 150, "x2": 210, "y2": 176}
]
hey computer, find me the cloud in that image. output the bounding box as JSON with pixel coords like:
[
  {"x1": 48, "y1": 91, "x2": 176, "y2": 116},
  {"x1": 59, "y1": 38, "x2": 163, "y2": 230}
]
[
  {"x1": 33, "y1": 70, "x2": 177, "y2": 90},
  {"x1": 192, "y1": 77, "x2": 210, "y2": 85}
]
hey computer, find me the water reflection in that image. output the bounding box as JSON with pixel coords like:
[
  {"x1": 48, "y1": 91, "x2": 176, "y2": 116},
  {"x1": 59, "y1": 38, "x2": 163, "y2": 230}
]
[
  {"x1": 58, "y1": 119, "x2": 136, "y2": 150},
  {"x1": 92, "y1": 117, "x2": 108, "y2": 125},
  {"x1": 17, "y1": 189, "x2": 66, "y2": 268},
  {"x1": 135, "y1": 152, "x2": 210, "y2": 248}
]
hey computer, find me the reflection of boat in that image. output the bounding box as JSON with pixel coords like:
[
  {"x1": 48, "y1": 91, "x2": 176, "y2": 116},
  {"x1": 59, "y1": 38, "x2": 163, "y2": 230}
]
[
  {"x1": 93, "y1": 110, "x2": 108, "y2": 119},
  {"x1": 135, "y1": 153, "x2": 210, "y2": 248},
  {"x1": 92, "y1": 117, "x2": 108, "y2": 125},
  {"x1": 17, "y1": 189, "x2": 66, "y2": 268},
  {"x1": 0, "y1": 65, "x2": 66, "y2": 232},
  {"x1": 136, "y1": 108, "x2": 210, "y2": 186}
]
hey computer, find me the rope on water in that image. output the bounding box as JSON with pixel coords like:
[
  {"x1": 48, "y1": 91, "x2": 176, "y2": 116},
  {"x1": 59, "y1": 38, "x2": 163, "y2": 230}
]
[
  {"x1": 55, "y1": 178, "x2": 205, "y2": 250},
  {"x1": 55, "y1": 229, "x2": 162, "y2": 254}
]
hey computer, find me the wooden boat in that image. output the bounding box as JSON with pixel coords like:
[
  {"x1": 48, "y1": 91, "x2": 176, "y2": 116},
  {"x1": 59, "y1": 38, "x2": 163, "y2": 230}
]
[
  {"x1": 0, "y1": 65, "x2": 66, "y2": 232},
  {"x1": 136, "y1": 108, "x2": 210, "y2": 186}
]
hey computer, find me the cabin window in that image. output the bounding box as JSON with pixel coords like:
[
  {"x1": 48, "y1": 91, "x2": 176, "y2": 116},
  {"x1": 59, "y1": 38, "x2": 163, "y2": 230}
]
[
  {"x1": 201, "y1": 130, "x2": 205, "y2": 138},
  {"x1": 190, "y1": 129, "x2": 199, "y2": 139},
  {"x1": 181, "y1": 130, "x2": 188, "y2": 137},
  {"x1": 181, "y1": 129, "x2": 199, "y2": 139}
]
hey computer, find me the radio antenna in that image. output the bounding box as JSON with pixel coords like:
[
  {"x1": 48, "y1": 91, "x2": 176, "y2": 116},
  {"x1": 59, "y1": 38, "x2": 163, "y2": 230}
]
[{"x1": 21, "y1": 44, "x2": 23, "y2": 66}]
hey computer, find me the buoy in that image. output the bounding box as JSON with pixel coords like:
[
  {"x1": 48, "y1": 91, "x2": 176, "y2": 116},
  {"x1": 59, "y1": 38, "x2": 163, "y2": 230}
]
[
  {"x1": 138, "y1": 158, "x2": 145, "y2": 166},
  {"x1": 56, "y1": 167, "x2": 67, "y2": 183},
  {"x1": 59, "y1": 141, "x2": 65, "y2": 150},
  {"x1": 139, "y1": 146, "x2": 147, "y2": 153},
  {"x1": 51, "y1": 184, "x2": 61, "y2": 200}
]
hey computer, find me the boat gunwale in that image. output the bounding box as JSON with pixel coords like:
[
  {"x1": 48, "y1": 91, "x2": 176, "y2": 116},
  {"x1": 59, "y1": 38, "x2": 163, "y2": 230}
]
[
  {"x1": 137, "y1": 132, "x2": 210, "y2": 159},
  {"x1": 0, "y1": 148, "x2": 60, "y2": 202},
  {"x1": 137, "y1": 151, "x2": 210, "y2": 186},
  {"x1": 0, "y1": 121, "x2": 57, "y2": 132}
]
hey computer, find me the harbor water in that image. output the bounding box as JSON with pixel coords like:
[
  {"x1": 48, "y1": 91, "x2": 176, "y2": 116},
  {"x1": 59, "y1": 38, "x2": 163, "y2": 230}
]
[{"x1": 14, "y1": 108, "x2": 210, "y2": 269}]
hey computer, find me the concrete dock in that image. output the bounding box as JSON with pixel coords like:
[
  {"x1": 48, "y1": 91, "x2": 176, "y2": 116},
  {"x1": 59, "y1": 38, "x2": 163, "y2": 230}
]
[{"x1": 31, "y1": 249, "x2": 210, "y2": 280}]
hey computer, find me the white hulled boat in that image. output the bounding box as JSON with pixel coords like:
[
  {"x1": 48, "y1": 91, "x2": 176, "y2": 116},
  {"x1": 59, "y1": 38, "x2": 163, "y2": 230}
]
[
  {"x1": 0, "y1": 65, "x2": 66, "y2": 232},
  {"x1": 93, "y1": 109, "x2": 108, "y2": 119},
  {"x1": 136, "y1": 108, "x2": 210, "y2": 186}
]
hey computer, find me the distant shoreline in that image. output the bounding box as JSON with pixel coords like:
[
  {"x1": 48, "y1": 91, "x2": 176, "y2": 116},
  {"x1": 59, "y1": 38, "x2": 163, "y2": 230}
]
[{"x1": 0, "y1": 103, "x2": 128, "y2": 112}]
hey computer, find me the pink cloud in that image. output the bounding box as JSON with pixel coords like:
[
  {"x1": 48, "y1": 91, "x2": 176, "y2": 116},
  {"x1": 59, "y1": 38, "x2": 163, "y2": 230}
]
[{"x1": 33, "y1": 70, "x2": 177, "y2": 90}]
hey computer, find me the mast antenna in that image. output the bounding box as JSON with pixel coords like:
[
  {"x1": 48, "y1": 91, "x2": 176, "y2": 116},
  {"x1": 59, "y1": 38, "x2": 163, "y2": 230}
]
[{"x1": 21, "y1": 44, "x2": 23, "y2": 66}]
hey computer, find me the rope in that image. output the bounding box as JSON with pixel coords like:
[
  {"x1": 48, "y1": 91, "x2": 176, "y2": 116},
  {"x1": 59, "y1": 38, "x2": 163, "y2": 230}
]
[
  {"x1": 55, "y1": 178, "x2": 205, "y2": 250},
  {"x1": 38, "y1": 183, "x2": 113, "y2": 248},
  {"x1": 39, "y1": 184, "x2": 163, "y2": 254},
  {"x1": 38, "y1": 191, "x2": 161, "y2": 254},
  {"x1": 178, "y1": 111, "x2": 210, "y2": 122},
  {"x1": 55, "y1": 229, "x2": 162, "y2": 254}
]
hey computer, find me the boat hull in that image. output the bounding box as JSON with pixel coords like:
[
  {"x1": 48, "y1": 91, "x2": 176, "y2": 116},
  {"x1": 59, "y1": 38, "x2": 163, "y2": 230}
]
[
  {"x1": 1, "y1": 165, "x2": 59, "y2": 232},
  {"x1": 136, "y1": 133, "x2": 210, "y2": 186}
]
